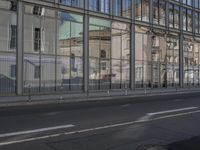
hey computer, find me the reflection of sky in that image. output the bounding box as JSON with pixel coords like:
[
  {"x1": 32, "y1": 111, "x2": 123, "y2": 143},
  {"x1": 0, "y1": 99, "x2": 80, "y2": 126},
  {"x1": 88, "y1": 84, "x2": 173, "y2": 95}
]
[{"x1": 58, "y1": 12, "x2": 83, "y2": 40}]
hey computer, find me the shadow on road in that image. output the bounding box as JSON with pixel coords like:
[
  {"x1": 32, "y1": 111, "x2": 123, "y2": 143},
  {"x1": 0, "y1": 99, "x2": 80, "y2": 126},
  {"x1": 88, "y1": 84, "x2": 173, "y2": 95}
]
[{"x1": 136, "y1": 136, "x2": 200, "y2": 150}]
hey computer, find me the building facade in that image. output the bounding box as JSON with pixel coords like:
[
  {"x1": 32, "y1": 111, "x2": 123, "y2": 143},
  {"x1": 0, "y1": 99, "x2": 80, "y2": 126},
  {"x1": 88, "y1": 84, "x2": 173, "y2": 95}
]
[{"x1": 0, "y1": 0, "x2": 200, "y2": 97}]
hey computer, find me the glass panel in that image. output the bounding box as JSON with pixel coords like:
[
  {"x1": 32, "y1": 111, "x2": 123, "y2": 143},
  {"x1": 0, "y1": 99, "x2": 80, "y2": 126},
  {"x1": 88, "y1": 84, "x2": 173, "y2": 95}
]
[
  {"x1": 142, "y1": 0, "x2": 149, "y2": 22},
  {"x1": 183, "y1": 8, "x2": 187, "y2": 31},
  {"x1": 187, "y1": 9, "x2": 192, "y2": 32},
  {"x1": 135, "y1": 0, "x2": 141, "y2": 21},
  {"x1": 40, "y1": 55, "x2": 55, "y2": 92},
  {"x1": 89, "y1": 58, "x2": 100, "y2": 90},
  {"x1": 60, "y1": 0, "x2": 83, "y2": 8},
  {"x1": 122, "y1": 0, "x2": 131, "y2": 18},
  {"x1": 89, "y1": 0, "x2": 110, "y2": 14},
  {"x1": 71, "y1": 57, "x2": 83, "y2": 90},
  {"x1": 112, "y1": 59, "x2": 121, "y2": 89},
  {"x1": 100, "y1": 60, "x2": 111, "y2": 89},
  {"x1": 113, "y1": 0, "x2": 121, "y2": 16},
  {"x1": 0, "y1": 3, "x2": 17, "y2": 95},
  {"x1": 144, "y1": 62, "x2": 152, "y2": 87},
  {"x1": 169, "y1": 4, "x2": 173, "y2": 28},
  {"x1": 89, "y1": 18, "x2": 130, "y2": 90},
  {"x1": 56, "y1": 56, "x2": 70, "y2": 91},
  {"x1": 153, "y1": 0, "x2": 159, "y2": 24},
  {"x1": 174, "y1": 5, "x2": 179, "y2": 29},
  {"x1": 24, "y1": 54, "x2": 40, "y2": 93},
  {"x1": 159, "y1": 0, "x2": 165, "y2": 26},
  {"x1": 57, "y1": 11, "x2": 83, "y2": 91},
  {"x1": 122, "y1": 60, "x2": 130, "y2": 88}
]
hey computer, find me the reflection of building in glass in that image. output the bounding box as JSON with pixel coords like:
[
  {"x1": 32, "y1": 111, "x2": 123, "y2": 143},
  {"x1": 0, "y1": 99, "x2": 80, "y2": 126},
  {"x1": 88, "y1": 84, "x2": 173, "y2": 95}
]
[{"x1": 0, "y1": 0, "x2": 200, "y2": 97}]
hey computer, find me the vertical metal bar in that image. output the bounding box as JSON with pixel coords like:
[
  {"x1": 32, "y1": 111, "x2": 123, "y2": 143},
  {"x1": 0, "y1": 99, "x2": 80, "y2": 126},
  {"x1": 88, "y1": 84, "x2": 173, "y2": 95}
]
[
  {"x1": 55, "y1": 10, "x2": 58, "y2": 92},
  {"x1": 17, "y1": 1, "x2": 24, "y2": 95},
  {"x1": 130, "y1": 0, "x2": 135, "y2": 90},
  {"x1": 84, "y1": 0, "x2": 89, "y2": 93},
  {"x1": 150, "y1": 0, "x2": 153, "y2": 26},
  {"x1": 179, "y1": 5, "x2": 184, "y2": 88},
  {"x1": 69, "y1": 22, "x2": 72, "y2": 91},
  {"x1": 110, "y1": 25, "x2": 112, "y2": 90},
  {"x1": 165, "y1": 0, "x2": 169, "y2": 28},
  {"x1": 39, "y1": 16, "x2": 42, "y2": 92}
]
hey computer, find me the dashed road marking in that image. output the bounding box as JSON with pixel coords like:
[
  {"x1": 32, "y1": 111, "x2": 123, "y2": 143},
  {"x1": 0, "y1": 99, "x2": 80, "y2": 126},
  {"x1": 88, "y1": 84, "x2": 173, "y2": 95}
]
[
  {"x1": 147, "y1": 107, "x2": 198, "y2": 116},
  {"x1": 0, "y1": 124, "x2": 74, "y2": 138},
  {"x1": 1, "y1": 108, "x2": 200, "y2": 146}
]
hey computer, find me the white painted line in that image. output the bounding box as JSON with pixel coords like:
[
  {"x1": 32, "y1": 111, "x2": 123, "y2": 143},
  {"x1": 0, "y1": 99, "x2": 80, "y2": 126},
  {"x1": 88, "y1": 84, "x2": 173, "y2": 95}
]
[
  {"x1": 121, "y1": 104, "x2": 131, "y2": 107},
  {"x1": 152, "y1": 110, "x2": 200, "y2": 120},
  {"x1": 174, "y1": 99, "x2": 183, "y2": 102},
  {"x1": 1, "y1": 109, "x2": 200, "y2": 146},
  {"x1": 147, "y1": 107, "x2": 198, "y2": 116},
  {"x1": 42, "y1": 112, "x2": 62, "y2": 116},
  {"x1": 0, "y1": 124, "x2": 74, "y2": 138}
]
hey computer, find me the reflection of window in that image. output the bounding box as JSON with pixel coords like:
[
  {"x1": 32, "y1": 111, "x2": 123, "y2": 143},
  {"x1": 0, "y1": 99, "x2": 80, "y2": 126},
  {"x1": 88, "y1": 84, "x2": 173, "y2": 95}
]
[
  {"x1": 113, "y1": 0, "x2": 131, "y2": 17},
  {"x1": 10, "y1": 25, "x2": 17, "y2": 49},
  {"x1": 10, "y1": 1, "x2": 17, "y2": 11},
  {"x1": 100, "y1": 50, "x2": 106, "y2": 58},
  {"x1": 136, "y1": 0, "x2": 149, "y2": 22},
  {"x1": 34, "y1": 66, "x2": 40, "y2": 79},
  {"x1": 60, "y1": 0, "x2": 83, "y2": 7},
  {"x1": 70, "y1": 53, "x2": 77, "y2": 72},
  {"x1": 33, "y1": 6, "x2": 43, "y2": 16},
  {"x1": 34, "y1": 28, "x2": 41, "y2": 52},
  {"x1": 10, "y1": 65, "x2": 16, "y2": 78},
  {"x1": 61, "y1": 66, "x2": 67, "y2": 75},
  {"x1": 89, "y1": 0, "x2": 110, "y2": 13},
  {"x1": 101, "y1": 62, "x2": 106, "y2": 70}
]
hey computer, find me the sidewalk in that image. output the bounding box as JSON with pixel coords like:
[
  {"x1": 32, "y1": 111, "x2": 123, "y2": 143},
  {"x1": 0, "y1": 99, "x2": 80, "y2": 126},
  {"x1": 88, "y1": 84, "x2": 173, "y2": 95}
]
[{"x1": 0, "y1": 87, "x2": 200, "y2": 107}]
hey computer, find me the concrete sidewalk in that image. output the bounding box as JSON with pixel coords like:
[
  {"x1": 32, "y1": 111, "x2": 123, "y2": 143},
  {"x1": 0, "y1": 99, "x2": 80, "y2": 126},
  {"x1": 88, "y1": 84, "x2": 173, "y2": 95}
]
[{"x1": 0, "y1": 87, "x2": 200, "y2": 108}]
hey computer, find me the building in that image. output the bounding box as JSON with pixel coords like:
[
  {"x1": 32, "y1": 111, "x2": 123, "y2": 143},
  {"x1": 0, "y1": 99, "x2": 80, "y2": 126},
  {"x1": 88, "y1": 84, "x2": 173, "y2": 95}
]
[{"x1": 0, "y1": 0, "x2": 199, "y2": 98}]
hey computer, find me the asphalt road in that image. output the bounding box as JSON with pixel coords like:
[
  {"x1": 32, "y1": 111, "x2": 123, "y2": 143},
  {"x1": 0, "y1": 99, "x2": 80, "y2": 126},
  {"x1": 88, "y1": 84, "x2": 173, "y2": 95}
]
[{"x1": 0, "y1": 92, "x2": 200, "y2": 150}]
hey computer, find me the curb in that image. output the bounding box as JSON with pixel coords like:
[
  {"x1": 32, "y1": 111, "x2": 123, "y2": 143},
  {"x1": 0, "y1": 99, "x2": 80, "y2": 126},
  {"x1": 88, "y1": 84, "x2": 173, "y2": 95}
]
[{"x1": 0, "y1": 88, "x2": 200, "y2": 108}]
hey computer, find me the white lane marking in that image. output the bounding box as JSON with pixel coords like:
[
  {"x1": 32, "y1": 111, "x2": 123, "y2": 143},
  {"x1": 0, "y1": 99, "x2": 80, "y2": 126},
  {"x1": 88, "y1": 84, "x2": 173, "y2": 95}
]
[
  {"x1": 136, "y1": 114, "x2": 152, "y2": 122},
  {"x1": 151, "y1": 109, "x2": 200, "y2": 120},
  {"x1": 174, "y1": 99, "x2": 183, "y2": 102},
  {"x1": 1, "y1": 109, "x2": 200, "y2": 146},
  {"x1": 42, "y1": 112, "x2": 62, "y2": 116},
  {"x1": 0, "y1": 124, "x2": 74, "y2": 138},
  {"x1": 121, "y1": 104, "x2": 131, "y2": 107},
  {"x1": 147, "y1": 107, "x2": 198, "y2": 116}
]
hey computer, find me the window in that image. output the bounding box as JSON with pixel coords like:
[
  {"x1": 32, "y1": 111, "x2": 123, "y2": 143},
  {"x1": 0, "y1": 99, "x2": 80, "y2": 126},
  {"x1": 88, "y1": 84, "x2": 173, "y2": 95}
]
[
  {"x1": 169, "y1": 4, "x2": 173, "y2": 28},
  {"x1": 153, "y1": 0, "x2": 159, "y2": 24},
  {"x1": 10, "y1": 65, "x2": 16, "y2": 78},
  {"x1": 10, "y1": 25, "x2": 17, "y2": 49},
  {"x1": 89, "y1": 0, "x2": 110, "y2": 14},
  {"x1": 195, "y1": 12, "x2": 199, "y2": 34},
  {"x1": 195, "y1": 0, "x2": 199, "y2": 8},
  {"x1": 183, "y1": 8, "x2": 187, "y2": 31},
  {"x1": 60, "y1": 0, "x2": 83, "y2": 8},
  {"x1": 101, "y1": 62, "x2": 107, "y2": 70},
  {"x1": 34, "y1": 28, "x2": 41, "y2": 52},
  {"x1": 187, "y1": 9, "x2": 192, "y2": 32},
  {"x1": 174, "y1": 5, "x2": 179, "y2": 29},
  {"x1": 136, "y1": 0, "x2": 149, "y2": 22},
  {"x1": 153, "y1": 0, "x2": 166, "y2": 25},
  {"x1": 10, "y1": 1, "x2": 17, "y2": 11},
  {"x1": 33, "y1": 6, "x2": 43, "y2": 16},
  {"x1": 168, "y1": 4, "x2": 179, "y2": 29},
  {"x1": 113, "y1": 0, "x2": 131, "y2": 18},
  {"x1": 34, "y1": 66, "x2": 40, "y2": 79},
  {"x1": 100, "y1": 50, "x2": 106, "y2": 58}
]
